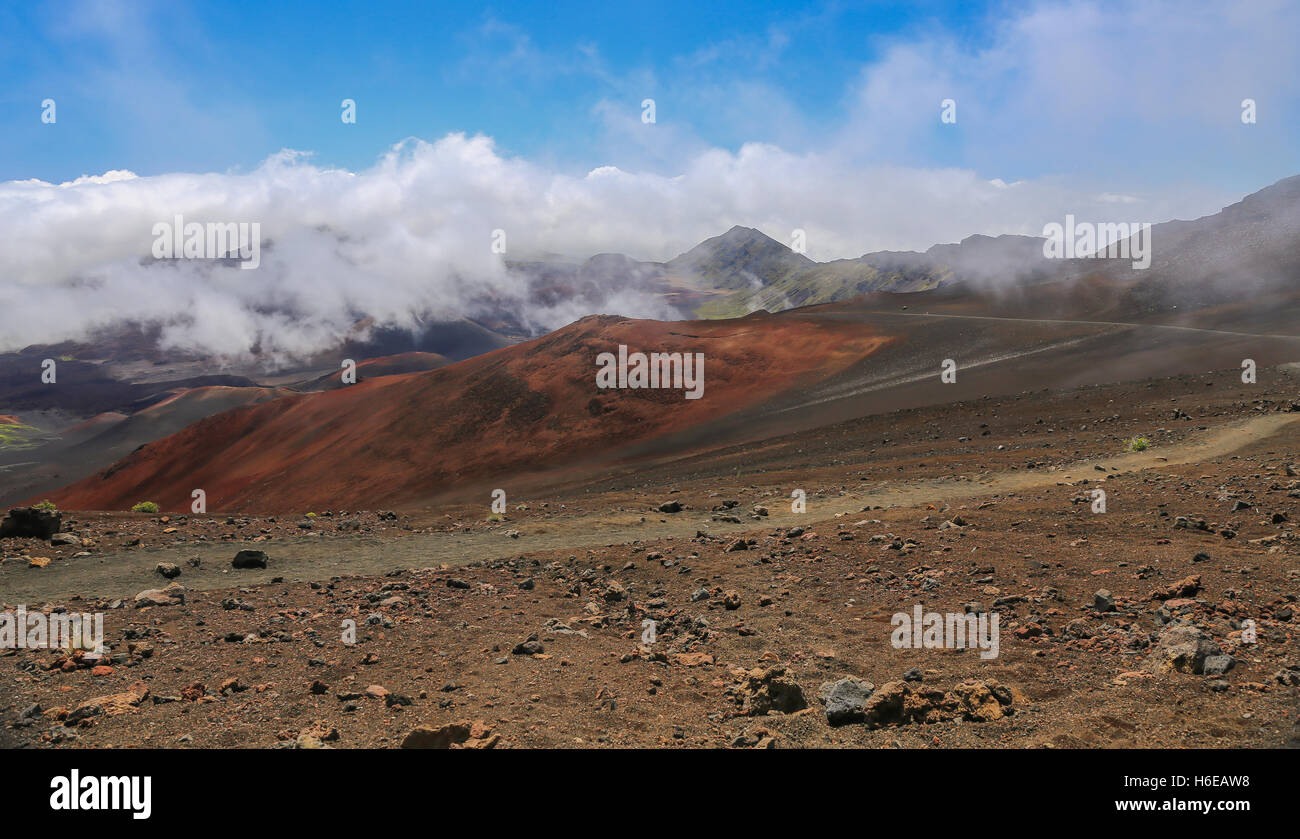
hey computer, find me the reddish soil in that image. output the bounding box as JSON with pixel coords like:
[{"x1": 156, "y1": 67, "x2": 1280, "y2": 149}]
[{"x1": 41, "y1": 315, "x2": 890, "y2": 514}]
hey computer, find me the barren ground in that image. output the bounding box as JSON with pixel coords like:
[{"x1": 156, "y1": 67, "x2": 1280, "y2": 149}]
[{"x1": 2, "y1": 366, "x2": 1298, "y2": 748}]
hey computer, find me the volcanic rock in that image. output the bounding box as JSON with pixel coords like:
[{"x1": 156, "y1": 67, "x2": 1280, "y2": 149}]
[
  {"x1": 232, "y1": 549, "x2": 268, "y2": 569},
  {"x1": 732, "y1": 665, "x2": 807, "y2": 716},
  {"x1": 134, "y1": 582, "x2": 186, "y2": 607},
  {"x1": 1147, "y1": 622, "x2": 1222, "y2": 674},
  {"x1": 1202, "y1": 655, "x2": 1235, "y2": 676},
  {"x1": 401, "y1": 719, "x2": 499, "y2": 749},
  {"x1": 1149, "y1": 574, "x2": 1203, "y2": 600},
  {"x1": 0, "y1": 507, "x2": 63, "y2": 540},
  {"x1": 819, "y1": 677, "x2": 875, "y2": 725}
]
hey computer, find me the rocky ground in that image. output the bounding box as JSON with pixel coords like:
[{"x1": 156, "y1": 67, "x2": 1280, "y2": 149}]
[{"x1": 2, "y1": 367, "x2": 1298, "y2": 748}]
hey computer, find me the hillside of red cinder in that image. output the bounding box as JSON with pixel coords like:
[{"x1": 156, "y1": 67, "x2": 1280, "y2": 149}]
[{"x1": 44, "y1": 314, "x2": 890, "y2": 513}]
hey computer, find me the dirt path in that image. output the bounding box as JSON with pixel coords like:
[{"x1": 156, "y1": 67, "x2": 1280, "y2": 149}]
[
  {"x1": 861, "y1": 309, "x2": 1300, "y2": 342},
  {"x1": 4, "y1": 412, "x2": 1296, "y2": 603}
]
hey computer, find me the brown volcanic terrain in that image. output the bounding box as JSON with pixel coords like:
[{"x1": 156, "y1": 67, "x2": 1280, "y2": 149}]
[
  {"x1": 2, "y1": 363, "x2": 1297, "y2": 749},
  {"x1": 43, "y1": 315, "x2": 890, "y2": 513},
  {"x1": 4, "y1": 257, "x2": 1299, "y2": 751}
]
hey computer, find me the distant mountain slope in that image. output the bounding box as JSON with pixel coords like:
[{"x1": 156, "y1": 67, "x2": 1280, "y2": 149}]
[
  {"x1": 699, "y1": 174, "x2": 1300, "y2": 318},
  {"x1": 335, "y1": 317, "x2": 516, "y2": 361},
  {"x1": 664, "y1": 225, "x2": 815, "y2": 291},
  {"x1": 697, "y1": 233, "x2": 1053, "y2": 318},
  {"x1": 505, "y1": 227, "x2": 817, "y2": 319},
  {"x1": 1066, "y1": 173, "x2": 1300, "y2": 314}
]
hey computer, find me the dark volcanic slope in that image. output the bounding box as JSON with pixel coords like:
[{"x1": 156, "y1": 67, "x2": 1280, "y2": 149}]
[
  {"x1": 0, "y1": 352, "x2": 260, "y2": 416},
  {"x1": 1, "y1": 385, "x2": 294, "y2": 508},
  {"x1": 557, "y1": 283, "x2": 1300, "y2": 487}
]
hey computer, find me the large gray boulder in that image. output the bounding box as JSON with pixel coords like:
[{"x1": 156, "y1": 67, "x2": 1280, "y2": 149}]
[{"x1": 819, "y1": 677, "x2": 876, "y2": 726}]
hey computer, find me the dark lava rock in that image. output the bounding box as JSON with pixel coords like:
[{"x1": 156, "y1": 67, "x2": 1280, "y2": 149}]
[
  {"x1": 231, "y1": 549, "x2": 268, "y2": 569},
  {"x1": 1202, "y1": 655, "x2": 1235, "y2": 676},
  {"x1": 0, "y1": 507, "x2": 63, "y2": 540},
  {"x1": 819, "y1": 677, "x2": 875, "y2": 726}
]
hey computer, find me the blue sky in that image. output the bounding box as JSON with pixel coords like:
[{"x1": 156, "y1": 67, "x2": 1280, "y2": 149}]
[
  {"x1": 1, "y1": 0, "x2": 965, "y2": 180},
  {"x1": 4, "y1": 0, "x2": 1296, "y2": 193}
]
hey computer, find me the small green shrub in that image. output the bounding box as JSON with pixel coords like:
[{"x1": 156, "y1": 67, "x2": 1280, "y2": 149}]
[
  {"x1": 34, "y1": 499, "x2": 58, "y2": 512},
  {"x1": 131, "y1": 501, "x2": 160, "y2": 514},
  {"x1": 1124, "y1": 436, "x2": 1151, "y2": 452}
]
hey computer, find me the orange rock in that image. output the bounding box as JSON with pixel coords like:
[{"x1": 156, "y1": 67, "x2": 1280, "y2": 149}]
[
  {"x1": 1149, "y1": 574, "x2": 1203, "y2": 600},
  {"x1": 401, "y1": 719, "x2": 499, "y2": 749},
  {"x1": 73, "y1": 680, "x2": 150, "y2": 719}
]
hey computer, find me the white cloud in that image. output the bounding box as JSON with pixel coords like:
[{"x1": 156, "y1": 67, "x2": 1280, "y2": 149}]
[{"x1": 0, "y1": 130, "x2": 1245, "y2": 359}]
